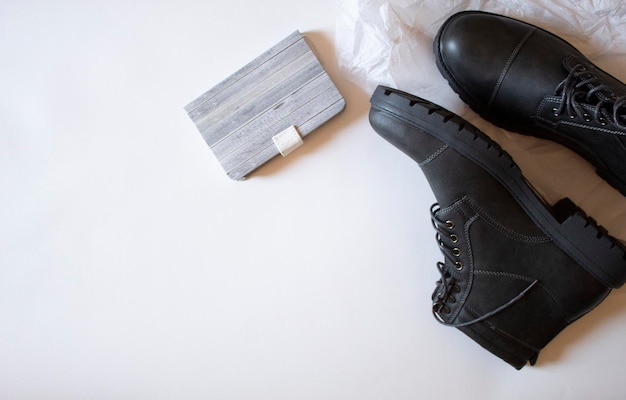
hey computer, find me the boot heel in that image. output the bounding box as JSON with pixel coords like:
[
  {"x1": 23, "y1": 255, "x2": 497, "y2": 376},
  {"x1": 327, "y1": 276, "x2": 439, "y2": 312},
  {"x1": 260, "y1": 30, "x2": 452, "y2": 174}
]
[{"x1": 552, "y1": 198, "x2": 626, "y2": 288}]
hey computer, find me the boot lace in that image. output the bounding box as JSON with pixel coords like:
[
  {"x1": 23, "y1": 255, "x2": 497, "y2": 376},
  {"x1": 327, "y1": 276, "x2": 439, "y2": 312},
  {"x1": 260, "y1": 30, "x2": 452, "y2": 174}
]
[
  {"x1": 553, "y1": 63, "x2": 626, "y2": 128},
  {"x1": 430, "y1": 204, "x2": 538, "y2": 328}
]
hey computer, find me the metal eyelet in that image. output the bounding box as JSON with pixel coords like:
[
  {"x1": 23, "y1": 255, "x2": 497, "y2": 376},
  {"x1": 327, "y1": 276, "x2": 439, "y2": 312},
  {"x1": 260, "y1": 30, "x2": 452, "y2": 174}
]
[
  {"x1": 450, "y1": 234, "x2": 459, "y2": 243},
  {"x1": 454, "y1": 261, "x2": 464, "y2": 271},
  {"x1": 552, "y1": 107, "x2": 559, "y2": 117},
  {"x1": 583, "y1": 113, "x2": 591, "y2": 122},
  {"x1": 452, "y1": 248, "x2": 462, "y2": 257},
  {"x1": 446, "y1": 220, "x2": 455, "y2": 230}
]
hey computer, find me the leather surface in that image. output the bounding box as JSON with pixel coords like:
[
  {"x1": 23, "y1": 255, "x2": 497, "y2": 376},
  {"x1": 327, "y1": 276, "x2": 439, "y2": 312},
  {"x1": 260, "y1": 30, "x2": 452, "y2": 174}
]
[
  {"x1": 370, "y1": 95, "x2": 611, "y2": 369},
  {"x1": 435, "y1": 10, "x2": 626, "y2": 195},
  {"x1": 435, "y1": 11, "x2": 585, "y2": 124}
]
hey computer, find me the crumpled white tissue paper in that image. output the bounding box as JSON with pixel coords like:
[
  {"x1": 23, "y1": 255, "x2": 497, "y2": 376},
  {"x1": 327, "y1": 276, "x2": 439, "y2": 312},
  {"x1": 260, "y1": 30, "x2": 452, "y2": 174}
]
[{"x1": 337, "y1": 0, "x2": 626, "y2": 242}]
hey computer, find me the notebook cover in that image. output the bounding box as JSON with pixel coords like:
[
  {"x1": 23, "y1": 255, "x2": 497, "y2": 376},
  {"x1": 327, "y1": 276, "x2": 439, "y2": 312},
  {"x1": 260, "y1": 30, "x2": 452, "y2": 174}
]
[{"x1": 185, "y1": 31, "x2": 345, "y2": 180}]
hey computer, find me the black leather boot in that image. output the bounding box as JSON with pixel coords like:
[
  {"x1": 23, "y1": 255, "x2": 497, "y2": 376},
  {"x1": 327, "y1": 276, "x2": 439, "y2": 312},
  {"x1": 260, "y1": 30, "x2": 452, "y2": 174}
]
[
  {"x1": 434, "y1": 10, "x2": 626, "y2": 195},
  {"x1": 369, "y1": 85, "x2": 626, "y2": 369}
]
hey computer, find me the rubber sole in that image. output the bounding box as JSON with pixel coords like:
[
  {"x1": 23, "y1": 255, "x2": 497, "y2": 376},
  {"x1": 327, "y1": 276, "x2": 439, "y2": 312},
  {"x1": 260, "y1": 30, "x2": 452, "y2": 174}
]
[
  {"x1": 370, "y1": 85, "x2": 626, "y2": 288},
  {"x1": 433, "y1": 10, "x2": 626, "y2": 197}
]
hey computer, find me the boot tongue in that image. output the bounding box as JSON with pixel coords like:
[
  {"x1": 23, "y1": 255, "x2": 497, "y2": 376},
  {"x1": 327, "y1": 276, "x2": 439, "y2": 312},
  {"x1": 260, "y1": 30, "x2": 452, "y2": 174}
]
[
  {"x1": 563, "y1": 55, "x2": 626, "y2": 98},
  {"x1": 562, "y1": 55, "x2": 626, "y2": 126}
]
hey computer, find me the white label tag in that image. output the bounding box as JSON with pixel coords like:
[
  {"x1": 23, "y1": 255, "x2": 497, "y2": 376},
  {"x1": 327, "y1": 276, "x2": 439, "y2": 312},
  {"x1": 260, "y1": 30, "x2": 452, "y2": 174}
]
[{"x1": 272, "y1": 126, "x2": 303, "y2": 156}]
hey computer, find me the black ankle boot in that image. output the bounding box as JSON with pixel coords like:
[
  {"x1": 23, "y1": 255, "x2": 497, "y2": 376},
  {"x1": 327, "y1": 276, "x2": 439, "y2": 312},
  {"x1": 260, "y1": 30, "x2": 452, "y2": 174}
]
[
  {"x1": 369, "y1": 85, "x2": 626, "y2": 369},
  {"x1": 434, "y1": 10, "x2": 626, "y2": 196}
]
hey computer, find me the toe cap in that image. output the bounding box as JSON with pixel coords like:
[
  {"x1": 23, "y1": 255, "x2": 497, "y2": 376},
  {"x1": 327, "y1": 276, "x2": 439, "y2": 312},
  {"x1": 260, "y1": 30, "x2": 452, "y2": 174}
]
[
  {"x1": 435, "y1": 11, "x2": 537, "y2": 107},
  {"x1": 435, "y1": 11, "x2": 584, "y2": 123}
]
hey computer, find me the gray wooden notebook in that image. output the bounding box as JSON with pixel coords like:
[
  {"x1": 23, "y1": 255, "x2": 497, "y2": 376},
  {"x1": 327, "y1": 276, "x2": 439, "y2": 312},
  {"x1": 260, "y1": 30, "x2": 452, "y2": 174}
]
[{"x1": 185, "y1": 31, "x2": 345, "y2": 180}]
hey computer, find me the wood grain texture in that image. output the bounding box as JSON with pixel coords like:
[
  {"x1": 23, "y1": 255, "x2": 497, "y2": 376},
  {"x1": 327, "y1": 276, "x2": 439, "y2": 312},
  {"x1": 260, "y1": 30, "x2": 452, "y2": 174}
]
[{"x1": 185, "y1": 31, "x2": 345, "y2": 180}]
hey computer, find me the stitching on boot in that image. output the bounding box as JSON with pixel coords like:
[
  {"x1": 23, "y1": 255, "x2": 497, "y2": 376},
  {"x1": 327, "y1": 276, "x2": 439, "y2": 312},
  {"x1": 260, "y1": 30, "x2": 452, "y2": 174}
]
[
  {"x1": 473, "y1": 270, "x2": 570, "y2": 322},
  {"x1": 487, "y1": 315, "x2": 568, "y2": 353},
  {"x1": 463, "y1": 321, "x2": 535, "y2": 367},
  {"x1": 437, "y1": 196, "x2": 471, "y2": 217},
  {"x1": 536, "y1": 97, "x2": 626, "y2": 136},
  {"x1": 418, "y1": 144, "x2": 449, "y2": 166},
  {"x1": 485, "y1": 320, "x2": 542, "y2": 353},
  {"x1": 474, "y1": 270, "x2": 535, "y2": 282},
  {"x1": 466, "y1": 198, "x2": 552, "y2": 243},
  {"x1": 447, "y1": 213, "x2": 479, "y2": 322},
  {"x1": 464, "y1": 304, "x2": 541, "y2": 352},
  {"x1": 536, "y1": 283, "x2": 569, "y2": 322},
  {"x1": 616, "y1": 134, "x2": 626, "y2": 153},
  {"x1": 488, "y1": 28, "x2": 536, "y2": 107},
  {"x1": 445, "y1": 211, "x2": 478, "y2": 322}
]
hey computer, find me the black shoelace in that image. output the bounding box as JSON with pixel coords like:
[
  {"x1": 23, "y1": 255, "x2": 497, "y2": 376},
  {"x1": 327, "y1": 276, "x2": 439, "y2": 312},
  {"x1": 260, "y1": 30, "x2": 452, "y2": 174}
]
[
  {"x1": 553, "y1": 63, "x2": 626, "y2": 128},
  {"x1": 430, "y1": 204, "x2": 538, "y2": 328}
]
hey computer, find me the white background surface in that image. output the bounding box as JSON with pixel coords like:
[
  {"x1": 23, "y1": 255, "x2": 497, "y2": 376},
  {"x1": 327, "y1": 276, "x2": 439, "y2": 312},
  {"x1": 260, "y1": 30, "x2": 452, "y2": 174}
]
[{"x1": 2, "y1": 0, "x2": 626, "y2": 398}]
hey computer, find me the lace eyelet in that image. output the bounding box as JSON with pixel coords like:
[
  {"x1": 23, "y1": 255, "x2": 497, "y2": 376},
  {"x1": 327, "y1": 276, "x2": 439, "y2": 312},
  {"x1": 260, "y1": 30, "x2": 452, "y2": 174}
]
[
  {"x1": 454, "y1": 261, "x2": 464, "y2": 271},
  {"x1": 450, "y1": 234, "x2": 459, "y2": 243},
  {"x1": 433, "y1": 302, "x2": 451, "y2": 315},
  {"x1": 446, "y1": 295, "x2": 456, "y2": 304},
  {"x1": 583, "y1": 113, "x2": 591, "y2": 122},
  {"x1": 452, "y1": 248, "x2": 461, "y2": 257},
  {"x1": 552, "y1": 107, "x2": 559, "y2": 117},
  {"x1": 445, "y1": 220, "x2": 455, "y2": 230}
]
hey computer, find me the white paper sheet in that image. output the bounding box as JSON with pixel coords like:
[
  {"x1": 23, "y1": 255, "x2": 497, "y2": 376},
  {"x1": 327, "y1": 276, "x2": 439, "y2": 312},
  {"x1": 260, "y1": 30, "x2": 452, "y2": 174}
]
[{"x1": 337, "y1": 0, "x2": 626, "y2": 243}]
